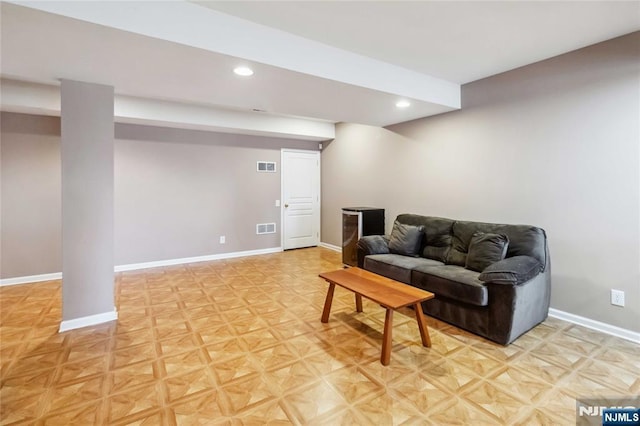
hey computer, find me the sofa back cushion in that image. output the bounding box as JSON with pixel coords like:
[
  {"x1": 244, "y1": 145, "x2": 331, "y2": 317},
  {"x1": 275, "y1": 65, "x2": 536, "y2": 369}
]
[
  {"x1": 447, "y1": 220, "x2": 546, "y2": 267},
  {"x1": 396, "y1": 214, "x2": 453, "y2": 263},
  {"x1": 394, "y1": 214, "x2": 547, "y2": 268}
]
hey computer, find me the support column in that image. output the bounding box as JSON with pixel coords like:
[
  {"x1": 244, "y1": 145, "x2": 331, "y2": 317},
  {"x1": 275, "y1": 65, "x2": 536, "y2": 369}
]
[{"x1": 59, "y1": 80, "x2": 117, "y2": 332}]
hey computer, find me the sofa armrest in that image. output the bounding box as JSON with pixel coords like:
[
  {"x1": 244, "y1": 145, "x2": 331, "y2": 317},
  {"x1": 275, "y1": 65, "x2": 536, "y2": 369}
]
[
  {"x1": 479, "y1": 255, "x2": 543, "y2": 285},
  {"x1": 356, "y1": 235, "x2": 389, "y2": 267},
  {"x1": 357, "y1": 235, "x2": 389, "y2": 255}
]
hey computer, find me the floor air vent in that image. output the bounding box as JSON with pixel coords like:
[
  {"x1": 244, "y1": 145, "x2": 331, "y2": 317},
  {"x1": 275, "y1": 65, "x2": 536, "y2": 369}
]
[{"x1": 256, "y1": 223, "x2": 276, "y2": 234}]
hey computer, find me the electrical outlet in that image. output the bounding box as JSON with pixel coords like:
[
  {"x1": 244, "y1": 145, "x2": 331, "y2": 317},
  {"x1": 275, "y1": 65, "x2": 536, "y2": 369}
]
[
  {"x1": 611, "y1": 289, "x2": 625, "y2": 307},
  {"x1": 219, "y1": 236, "x2": 226, "y2": 244}
]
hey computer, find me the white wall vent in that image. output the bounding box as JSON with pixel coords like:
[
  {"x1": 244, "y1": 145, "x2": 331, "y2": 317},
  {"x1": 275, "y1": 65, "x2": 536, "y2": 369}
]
[
  {"x1": 256, "y1": 223, "x2": 276, "y2": 234},
  {"x1": 257, "y1": 161, "x2": 276, "y2": 172}
]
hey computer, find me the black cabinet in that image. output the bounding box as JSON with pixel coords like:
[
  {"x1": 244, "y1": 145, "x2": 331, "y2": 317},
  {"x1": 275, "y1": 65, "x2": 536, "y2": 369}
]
[{"x1": 342, "y1": 207, "x2": 385, "y2": 266}]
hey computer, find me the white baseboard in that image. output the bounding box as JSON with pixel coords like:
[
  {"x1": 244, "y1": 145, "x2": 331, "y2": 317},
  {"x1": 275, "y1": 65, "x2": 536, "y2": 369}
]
[
  {"x1": 319, "y1": 242, "x2": 341, "y2": 252},
  {"x1": 1, "y1": 247, "x2": 283, "y2": 286},
  {"x1": 0, "y1": 272, "x2": 63, "y2": 287},
  {"x1": 548, "y1": 308, "x2": 640, "y2": 344},
  {"x1": 59, "y1": 309, "x2": 118, "y2": 333},
  {"x1": 114, "y1": 247, "x2": 283, "y2": 272}
]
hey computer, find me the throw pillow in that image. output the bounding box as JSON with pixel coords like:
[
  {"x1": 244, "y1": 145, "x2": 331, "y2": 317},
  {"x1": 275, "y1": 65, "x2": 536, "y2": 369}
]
[
  {"x1": 388, "y1": 221, "x2": 424, "y2": 257},
  {"x1": 465, "y1": 232, "x2": 509, "y2": 272}
]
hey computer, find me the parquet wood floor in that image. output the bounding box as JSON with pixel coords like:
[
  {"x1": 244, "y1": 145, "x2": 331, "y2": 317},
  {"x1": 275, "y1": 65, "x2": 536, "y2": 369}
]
[{"x1": 1, "y1": 248, "x2": 638, "y2": 425}]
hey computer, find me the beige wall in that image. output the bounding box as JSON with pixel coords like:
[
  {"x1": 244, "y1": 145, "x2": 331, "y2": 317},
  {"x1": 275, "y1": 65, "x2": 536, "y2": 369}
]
[
  {"x1": 0, "y1": 113, "x2": 318, "y2": 278},
  {"x1": 113, "y1": 124, "x2": 317, "y2": 264},
  {"x1": 321, "y1": 32, "x2": 640, "y2": 331},
  {"x1": 1, "y1": 113, "x2": 61, "y2": 278}
]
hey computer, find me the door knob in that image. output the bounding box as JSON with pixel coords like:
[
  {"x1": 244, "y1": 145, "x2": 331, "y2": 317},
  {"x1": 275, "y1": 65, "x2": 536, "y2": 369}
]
[{"x1": 285, "y1": 204, "x2": 289, "y2": 208}]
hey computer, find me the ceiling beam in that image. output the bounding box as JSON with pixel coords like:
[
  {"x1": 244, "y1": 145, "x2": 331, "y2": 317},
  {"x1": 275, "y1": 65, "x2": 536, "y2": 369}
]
[
  {"x1": 1, "y1": 79, "x2": 335, "y2": 141},
  {"x1": 9, "y1": 0, "x2": 460, "y2": 110}
]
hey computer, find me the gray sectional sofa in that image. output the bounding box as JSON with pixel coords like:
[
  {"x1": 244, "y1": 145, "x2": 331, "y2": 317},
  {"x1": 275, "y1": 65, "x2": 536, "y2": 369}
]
[{"x1": 356, "y1": 214, "x2": 551, "y2": 345}]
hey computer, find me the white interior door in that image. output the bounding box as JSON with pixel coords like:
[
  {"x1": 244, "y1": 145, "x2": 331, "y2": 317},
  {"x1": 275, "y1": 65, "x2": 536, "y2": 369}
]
[{"x1": 282, "y1": 150, "x2": 320, "y2": 250}]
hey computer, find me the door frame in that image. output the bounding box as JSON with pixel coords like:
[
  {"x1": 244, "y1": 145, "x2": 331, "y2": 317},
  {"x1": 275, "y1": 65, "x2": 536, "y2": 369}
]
[{"x1": 280, "y1": 148, "x2": 321, "y2": 250}]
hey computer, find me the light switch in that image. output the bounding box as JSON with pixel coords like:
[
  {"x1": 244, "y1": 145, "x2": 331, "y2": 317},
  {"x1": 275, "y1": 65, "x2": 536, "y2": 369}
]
[{"x1": 275, "y1": 200, "x2": 280, "y2": 207}]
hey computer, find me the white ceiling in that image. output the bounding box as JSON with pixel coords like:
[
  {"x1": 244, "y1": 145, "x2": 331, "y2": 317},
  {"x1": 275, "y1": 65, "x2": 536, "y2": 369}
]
[
  {"x1": 200, "y1": 1, "x2": 640, "y2": 84},
  {"x1": 1, "y1": 1, "x2": 639, "y2": 135}
]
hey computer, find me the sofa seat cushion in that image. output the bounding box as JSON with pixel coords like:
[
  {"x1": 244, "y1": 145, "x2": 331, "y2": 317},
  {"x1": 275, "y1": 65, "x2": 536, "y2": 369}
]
[
  {"x1": 364, "y1": 254, "x2": 444, "y2": 284},
  {"x1": 412, "y1": 265, "x2": 488, "y2": 306}
]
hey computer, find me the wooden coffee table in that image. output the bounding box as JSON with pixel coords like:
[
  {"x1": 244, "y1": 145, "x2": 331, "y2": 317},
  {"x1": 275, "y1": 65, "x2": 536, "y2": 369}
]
[{"x1": 319, "y1": 267, "x2": 435, "y2": 365}]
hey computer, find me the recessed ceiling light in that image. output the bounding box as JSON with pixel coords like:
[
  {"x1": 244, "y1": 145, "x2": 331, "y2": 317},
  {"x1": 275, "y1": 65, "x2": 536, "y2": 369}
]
[
  {"x1": 396, "y1": 100, "x2": 411, "y2": 108},
  {"x1": 233, "y1": 66, "x2": 254, "y2": 77}
]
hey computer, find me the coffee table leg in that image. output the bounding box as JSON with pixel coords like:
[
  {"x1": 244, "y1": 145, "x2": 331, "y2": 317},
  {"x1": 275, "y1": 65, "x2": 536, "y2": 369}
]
[
  {"x1": 381, "y1": 308, "x2": 394, "y2": 365},
  {"x1": 321, "y1": 282, "x2": 336, "y2": 323},
  {"x1": 413, "y1": 303, "x2": 431, "y2": 347},
  {"x1": 355, "y1": 294, "x2": 363, "y2": 313}
]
